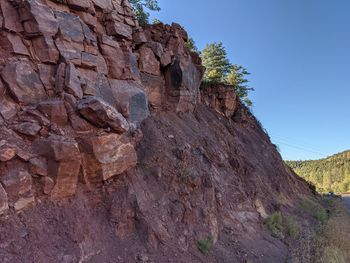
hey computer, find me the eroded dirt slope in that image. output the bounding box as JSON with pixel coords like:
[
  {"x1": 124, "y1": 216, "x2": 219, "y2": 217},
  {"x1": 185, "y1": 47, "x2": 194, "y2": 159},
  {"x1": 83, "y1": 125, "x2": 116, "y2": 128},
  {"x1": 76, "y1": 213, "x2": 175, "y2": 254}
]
[{"x1": 1, "y1": 102, "x2": 311, "y2": 263}]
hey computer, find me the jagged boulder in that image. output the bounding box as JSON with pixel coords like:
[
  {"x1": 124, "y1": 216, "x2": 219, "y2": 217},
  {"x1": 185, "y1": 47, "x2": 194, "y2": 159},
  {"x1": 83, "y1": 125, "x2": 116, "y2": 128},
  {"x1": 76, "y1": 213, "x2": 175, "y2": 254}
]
[
  {"x1": 0, "y1": 169, "x2": 34, "y2": 211},
  {"x1": 164, "y1": 56, "x2": 204, "y2": 113},
  {"x1": 79, "y1": 133, "x2": 137, "y2": 184},
  {"x1": 201, "y1": 84, "x2": 239, "y2": 117},
  {"x1": 1, "y1": 60, "x2": 47, "y2": 104},
  {"x1": 33, "y1": 138, "x2": 82, "y2": 199},
  {"x1": 77, "y1": 96, "x2": 129, "y2": 133},
  {"x1": 109, "y1": 80, "x2": 149, "y2": 127}
]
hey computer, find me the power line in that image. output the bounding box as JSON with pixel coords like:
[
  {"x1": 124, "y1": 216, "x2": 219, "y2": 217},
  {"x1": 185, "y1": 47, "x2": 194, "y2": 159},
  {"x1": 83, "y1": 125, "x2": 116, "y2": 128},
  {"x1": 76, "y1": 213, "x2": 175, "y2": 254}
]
[
  {"x1": 273, "y1": 140, "x2": 327, "y2": 157},
  {"x1": 271, "y1": 134, "x2": 325, "y2": 153}
]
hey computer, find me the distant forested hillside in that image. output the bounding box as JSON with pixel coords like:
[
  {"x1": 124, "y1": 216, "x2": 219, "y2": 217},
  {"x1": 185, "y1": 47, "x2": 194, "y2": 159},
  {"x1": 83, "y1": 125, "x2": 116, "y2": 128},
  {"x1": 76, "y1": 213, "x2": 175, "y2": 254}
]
[{"x1": 286, "y1": 151, "x2": 350, "y2": 193}]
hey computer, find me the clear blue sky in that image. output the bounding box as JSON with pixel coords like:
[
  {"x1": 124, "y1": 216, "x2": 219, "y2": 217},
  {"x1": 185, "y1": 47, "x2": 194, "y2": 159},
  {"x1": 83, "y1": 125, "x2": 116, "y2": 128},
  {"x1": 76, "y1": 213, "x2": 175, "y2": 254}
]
[{"x1": 150, "y1": 0, "x2": 350, "y2": 160}]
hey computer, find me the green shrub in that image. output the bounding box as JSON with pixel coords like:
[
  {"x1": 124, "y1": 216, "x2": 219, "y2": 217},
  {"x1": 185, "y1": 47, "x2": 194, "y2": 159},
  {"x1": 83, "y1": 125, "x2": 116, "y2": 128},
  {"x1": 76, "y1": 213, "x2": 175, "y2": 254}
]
[
  {"x1": 265, "y1": 212, "x2": 284, "y2": 238},
  {"x1": 300, "y1": 198, "x2": 328, "y2": 224},
  {"x1": 265, "y1": 212, "x2": 300, "y2": 239},
  {"x1": 284, "y1": 216, "x2": 299, "y2": 238},
  {"x1": 197, "y1": 236, "x2": 213, "y2": 254}
]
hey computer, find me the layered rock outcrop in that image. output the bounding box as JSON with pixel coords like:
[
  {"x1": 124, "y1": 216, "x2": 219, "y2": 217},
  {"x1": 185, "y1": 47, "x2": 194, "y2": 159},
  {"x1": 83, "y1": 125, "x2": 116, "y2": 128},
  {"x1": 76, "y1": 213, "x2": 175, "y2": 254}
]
[
  {"x1": 0, "y1": 0, "x2": 203, "y2": 212},
  {"x1": 0, "y1": 1, "x2": 314, "y2": 262}
]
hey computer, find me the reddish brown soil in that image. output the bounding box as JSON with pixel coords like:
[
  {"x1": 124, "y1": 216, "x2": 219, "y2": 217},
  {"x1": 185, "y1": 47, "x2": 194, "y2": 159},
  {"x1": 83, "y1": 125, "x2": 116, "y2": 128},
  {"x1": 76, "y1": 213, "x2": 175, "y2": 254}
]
[{"x1": 0, "y1": 104, "x2": 311, "y2": 263}]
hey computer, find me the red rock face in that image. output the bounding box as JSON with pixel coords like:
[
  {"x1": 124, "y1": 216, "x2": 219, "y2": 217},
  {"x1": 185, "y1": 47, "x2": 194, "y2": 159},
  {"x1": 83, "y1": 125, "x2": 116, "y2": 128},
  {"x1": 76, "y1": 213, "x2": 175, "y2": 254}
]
[
  {"x1": 0, "y1": 0, "x2": 314, "y2": 262},
  {"x1": 0, "y1": 0, "x2": 203, "y2": 211}
]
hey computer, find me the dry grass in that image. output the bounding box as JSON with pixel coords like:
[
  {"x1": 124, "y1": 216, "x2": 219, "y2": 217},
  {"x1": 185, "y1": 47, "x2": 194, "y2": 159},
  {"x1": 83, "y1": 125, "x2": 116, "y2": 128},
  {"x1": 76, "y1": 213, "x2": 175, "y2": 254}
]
[
  {"x1": 317, "y1": 199, "x2": 350, "y2": 263},
  {"x1": 289, "y1": 197, "x2": 350, "y2": 263}
]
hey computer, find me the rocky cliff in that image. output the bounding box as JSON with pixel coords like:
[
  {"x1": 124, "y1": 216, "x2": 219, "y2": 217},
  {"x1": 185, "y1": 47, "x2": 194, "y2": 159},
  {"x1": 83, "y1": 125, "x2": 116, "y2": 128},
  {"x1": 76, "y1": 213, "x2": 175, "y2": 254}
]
[{"x1": 0, "y1": 1, "x2": 313, "y2": 262}]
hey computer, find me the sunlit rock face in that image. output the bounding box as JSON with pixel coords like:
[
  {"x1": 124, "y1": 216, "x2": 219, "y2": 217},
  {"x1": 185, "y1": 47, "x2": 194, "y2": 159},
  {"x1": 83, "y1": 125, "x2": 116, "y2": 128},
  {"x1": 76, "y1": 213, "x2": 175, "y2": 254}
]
[
  {"x1": 0, "y1": 1, "x2": 313, "y2": 262},
  {"x1": 0, "y1": 0, "x2": 203, "y2": 207}
]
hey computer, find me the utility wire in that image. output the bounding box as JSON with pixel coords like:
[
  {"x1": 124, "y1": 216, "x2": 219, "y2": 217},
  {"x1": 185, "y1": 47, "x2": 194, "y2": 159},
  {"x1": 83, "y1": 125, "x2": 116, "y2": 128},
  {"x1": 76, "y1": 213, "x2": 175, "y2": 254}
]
[
  {"x1": 271, "y1": 134, "x2": 325, "y2": 153},
  {"x1": 273, "y1": 140, "x2": 326, "y2": 157}
]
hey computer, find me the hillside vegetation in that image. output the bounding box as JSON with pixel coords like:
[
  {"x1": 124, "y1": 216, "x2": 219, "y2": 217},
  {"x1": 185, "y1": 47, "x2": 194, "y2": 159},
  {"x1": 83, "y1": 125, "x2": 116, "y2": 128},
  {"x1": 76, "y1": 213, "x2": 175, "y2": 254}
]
[{"x1": 286, "y1": 151, "x2": 350, "y2": 193}]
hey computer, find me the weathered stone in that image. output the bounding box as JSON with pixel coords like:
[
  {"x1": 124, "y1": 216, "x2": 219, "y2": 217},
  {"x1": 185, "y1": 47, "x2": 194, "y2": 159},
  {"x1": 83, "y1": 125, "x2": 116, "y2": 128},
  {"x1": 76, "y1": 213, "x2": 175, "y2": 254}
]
[
  {"x1": 5, "y1": 33, "x2": 30, "y2": 56},
  {"x1": 0, "y1": 170, "x2": 32, "y2": 200},
  {"x1": 55, "y1": 11, "x2": 84, "y2": 42},
  {"x1": 81, "y1": 52, "x2": 98, "y2": 69},
  {"x1": 1, "y1": 60, "x2": 47, "y2": 104},
  {"x1": 67, "y1": 0, "x2": 92, "y2": 11},
  {"x1": 94, "y1": 74, "x2": 114, "y2": 105},
  {"x1": 109, "y1": 80, "x2": 148, "y2": 126},
  {"x1": 38, "y1": 64, "x2": 56, "y2": 96},
  {"x1": 124, "y1": 17, "x2": 136, "y2": 27},
  {"x1": 55, "y1": 63, "x2": 66, "y2": 95},
  {"x1": 77, "y1": 11, "x2": 97, "y2": 29},
  {"x1": 81, "y1": 21, "x2": 97, "y2": 44},
  {"x1": 96, "y1": 53, "x2": 109, "y2": 74},
  {"x1": 138, "y1": 46, "x2": 160, "y2": 76},
  {"x1": 79, "y1": 134, "x2": 137, "y2": 184},
  {"x1": 160, "y1": 51, "x2": 172, "y2": 67},
  {"x1": 14, "y1": 122, "x2": 42, "y2": 136},
  {"x1": 100, "y1": 43, "x2": 125, "y2": 78},
  {"x1": 77, "y1": 96, "x2": 129, "y2": 133},
  {"x1": 123, "y1": 52, "x2": 140, "y2": 80},
  {"x1": 34, "y1": 138, "x2": 81, "y2": 199},
  {"x1": 29, "y1": 157, "x2": 48, "y2": 176},
  {"x1": 32, "y1": 36, "x2": 59, "y2": 63},
  {"x1": 98, "y1": 34, "x2": 118, "y2": 47},
  {"x1": 41, "y1": 176, "x2": 55, "y2": 195},
  {"x1": 55, "y1": 39, "x2": 82, "y2": 65},
  {"x1": 14, "y1": 196, "x2": 35, "y2": 211},
  {"x1": 0, "y1": 184, "x2": 9, "y2": 214},
  {"x1": 91, "y1": 0, "x2": 113, "y2": 11},
  {"x1": 133, "y1": 31, "x2": 148, "y2": 45},
  {"x1": 21, "y1": 0, "x2": 58, "y2": 36},
  {"x1": 0, "y1": 97, "x2": 18, "y2": 120},
  {"x1": 16, "y1": 148, "x2": 33, "y2": 162},
  {"x1": 201, "y1": 85, "x2": 238, "y2": 118},
  {"x1": 37, "y1": 100, "x2": 68, "y2": 126},
  {"x1": 65, "y1": 63, "x2": 83, "y2": 99},
  {"x1": 0, "y1": 81, "x2": 18, "y2": 120},
  {"x1": 106, "y1": 20, "x2": 133, "y2": 40},
  {"x1": 140, "y1": 73, "x2": 165, "y2": 109},
  {"x1": 147, "y1": 41, "x2": 163, "y2": 59},
  {"x1": 164, "y1": 56, "x2": 204, "y2": 113},
  {"x1": 0, "y1": 0, "x2": 23, "y2": 32},
  {"x1": 0, "y1": 145, "x2": 16, "y2": 162}
]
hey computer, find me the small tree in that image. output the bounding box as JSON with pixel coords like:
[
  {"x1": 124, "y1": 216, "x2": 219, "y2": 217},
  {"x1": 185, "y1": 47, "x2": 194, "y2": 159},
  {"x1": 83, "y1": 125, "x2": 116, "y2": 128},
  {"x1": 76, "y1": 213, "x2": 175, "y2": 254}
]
[
  {"x1": 201, "y1": 42, "x2": 231, "y2": 83},
  {"x1": 129, "y1": 0, "x2": 160, "y2": 27},
  {"x1": 226, "y1": 64, "x2": 253, "y2": 106},
  {"x1": 186, "y1": 38, "x2": 200, "y2": 54},
  {"x1": 201, "y1": 42, "x2": 253, "y2": 106}
]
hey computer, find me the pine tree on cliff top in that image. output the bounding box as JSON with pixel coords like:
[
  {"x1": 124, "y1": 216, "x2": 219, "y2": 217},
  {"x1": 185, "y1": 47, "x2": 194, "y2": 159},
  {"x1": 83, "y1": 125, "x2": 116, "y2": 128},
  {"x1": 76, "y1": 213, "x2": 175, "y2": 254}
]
[
  {"x1": 129, "y1": 0, "x2": 160, "y2": 26},
  {"x1": 201, "y1": 42, "x2": 253, "y2": 106},
  {"x1": 201, "y1": 42, "x2": 231, "y2": 83}
]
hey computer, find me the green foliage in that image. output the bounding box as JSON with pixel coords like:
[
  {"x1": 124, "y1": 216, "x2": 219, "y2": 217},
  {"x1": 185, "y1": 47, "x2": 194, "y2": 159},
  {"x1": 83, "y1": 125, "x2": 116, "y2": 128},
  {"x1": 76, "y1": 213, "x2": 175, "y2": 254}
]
[
  {"x1": 129, "y1": 0, "x2": 160, "y2": 27},
  {"x1": 226, "y1": 64, "x2": 253, "y2": 106},
  {"x1": 300, "y1": 198, "x2": 328, "y2": 224},
  {"x1": 201, "y1": 42, "x2": 253, "y2": 106},
  {"x1": 286, "y1": 150, "x2": 350, "y2": 193},
  {"x1": 284, "y1": 216, "x2": 299, "y2": 238},
  {"x1": 265, "y1": 212, "x2": 300, "y2": 239},
  {"x1": 197, "y1": 236, "x2": 213, "y2": 254},
  {"x1": 265, "y1": 212, "x2": 284, "y2": 238},
  {"x1": 186, "y1": 38, "x2": 200, "y2": 54},
  {"x1": 152, "y1": 18, "x2": 162, "y2": 25},
  {"x1": 201, "y1": 42, "x2": 231, "y2": 83}
]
